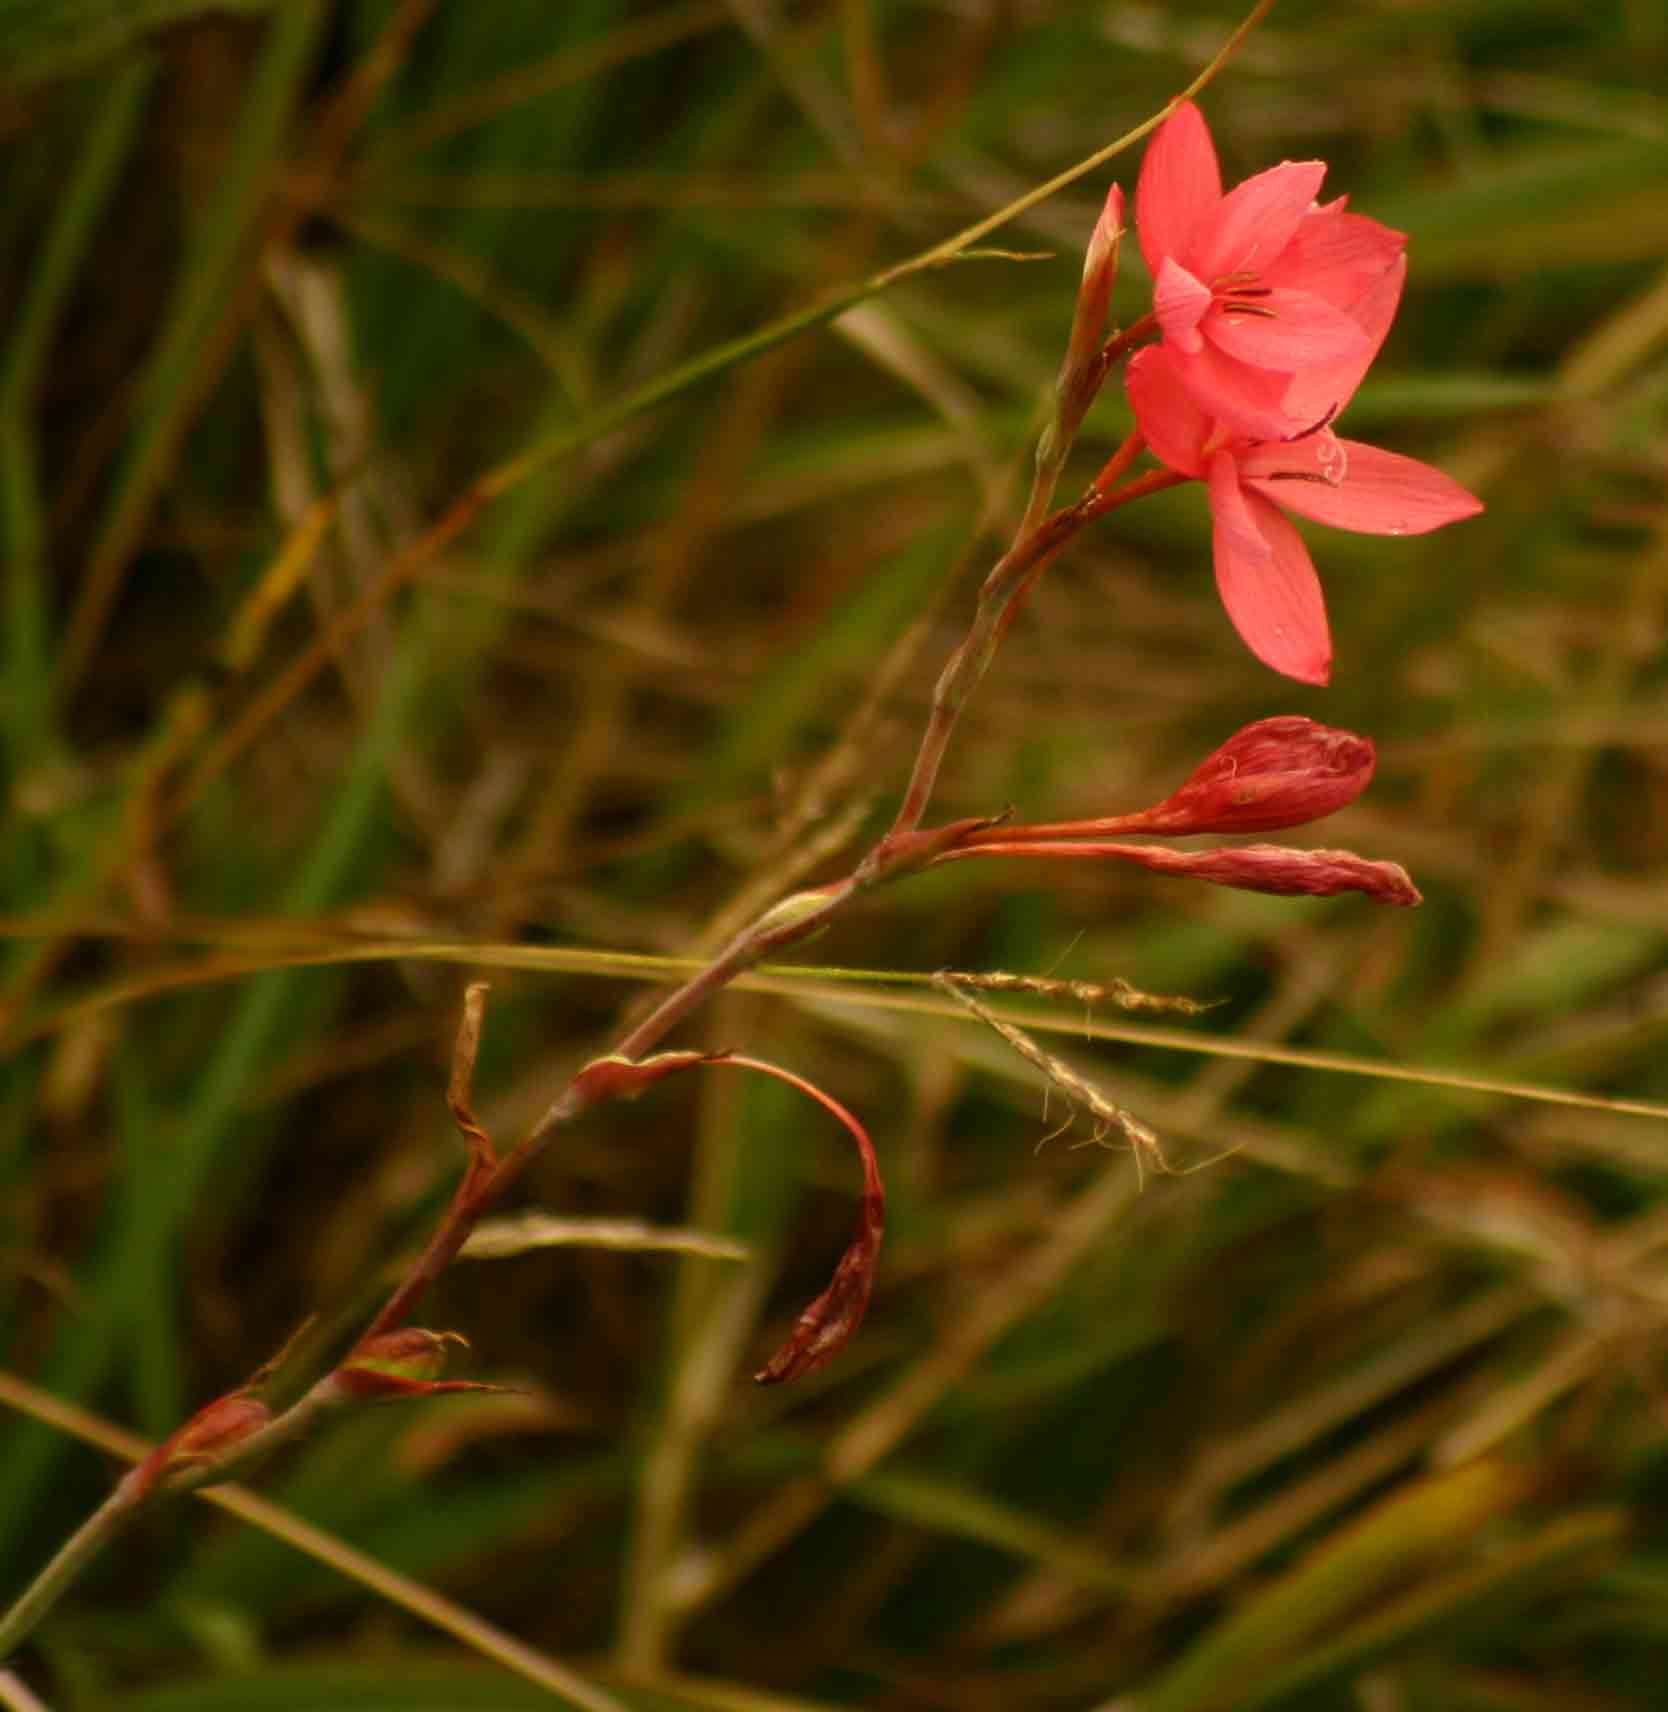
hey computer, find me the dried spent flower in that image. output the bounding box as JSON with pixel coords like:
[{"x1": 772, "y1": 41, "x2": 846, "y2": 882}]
[{"x1": 720, "y1": 1056, "x2": 885, "y2": 1386}]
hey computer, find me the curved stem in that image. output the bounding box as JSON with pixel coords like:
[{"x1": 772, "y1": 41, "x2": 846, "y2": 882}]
[
  {"x1": 0, "y1": 1478, "x2": 144, "y2": 1660},
  {"x1": 1093, "y1": 430, "x2": 1147, "y2": 495}
]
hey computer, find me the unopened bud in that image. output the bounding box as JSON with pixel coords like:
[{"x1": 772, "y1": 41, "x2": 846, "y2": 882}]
[
  {"x1": 1118, "y1": 716, "x2": 1376, "y2": 836},
  {"x1": 1070, "y1": 184, "x2": 1124, "y2": 361},
  {"x1": 1055, "y1": 183, "x2": 1126, "y2": 442},
  {"x1": 951, "y1": 717, "x2": 1376, "y2": 850},
  {"x1": 940, "y1": 836, "x2": 1419, "y2": 906},
  {"x1": 1114, "y1": 841, "x2": 1421, "y2": 905}
]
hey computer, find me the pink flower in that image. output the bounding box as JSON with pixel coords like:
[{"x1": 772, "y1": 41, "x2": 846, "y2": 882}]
[
  {"x1": 1136, "y1": 101, "x2": 1406, "y2": 439},
  {"x1": 1127, "y1": 340, "x2": 1484, "y2": 685}
]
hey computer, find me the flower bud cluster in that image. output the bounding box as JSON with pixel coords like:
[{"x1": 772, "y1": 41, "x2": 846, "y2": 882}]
[{"x1": 942, "y1": 716, "x2": 1416, "y2": 906}]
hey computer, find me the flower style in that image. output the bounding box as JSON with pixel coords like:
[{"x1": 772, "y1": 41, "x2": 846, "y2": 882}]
[{"x1": 1136, "y1": 101, "x2": 1405, "y2": 439}]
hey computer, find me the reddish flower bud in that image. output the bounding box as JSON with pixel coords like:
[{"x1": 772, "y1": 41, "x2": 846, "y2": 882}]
[
  {"x1": 952, "y1": 718, "x2": 1377, "y2": 852},
  {"x1": 1056, "y1": 184, "x2": 1126, "y2": 436},
  {"x1": 1071, "y1": 185, "x2": 1124, "y2": 359},
  {"x1": 333, "y1": 1329, "x2": 503, "y2": 1400},
  {"x1": 131, "y1": 1393, "x2": 272, "y2": 1497},
  {"x1": 1107, "y1": 841, "x2": 1421, "y2": 905},
  {"x1": 941, "y1": 836, "x2": 1418, "y2": 905},
  {"x1": 1116, "y1": 716, "x2": 1376, "y2": 835}
]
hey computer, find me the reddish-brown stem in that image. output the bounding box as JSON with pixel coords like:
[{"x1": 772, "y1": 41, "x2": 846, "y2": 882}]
[
  {"x1": 886, "y1": 463, "x2": 1186, "y2": 843},
  {"x1": 1083, "y1": 464, "x2": 1190, "y2": 518},
  {"x1": 341, "y1": 458, "x2": 1192, "y2": 1354},
  {"x1": 363, "y1": 884, "x2": 861, "y2": 1344},
  {"x1": 958, "y1": 813, "x2": 1148, "y2": 845},
  {"x1": 359, "y1": 1168, "x2": 513, "y2": 1345},
  {"x1": 1098, "y1": 310, "x2": 1158, "y2": 376},
  {"x1": 1092, "y1": 430, "x2": 1147, "y2": 495}
]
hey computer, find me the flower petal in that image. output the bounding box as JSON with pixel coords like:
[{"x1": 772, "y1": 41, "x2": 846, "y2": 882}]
[
  {"x1": 1265, "y1": 203, "x2": 1405, "y2": 309},
  {"x1": 1197, "y1": 159, "x2": 1326, "y2": 280},
  {"x1": 1126, "y1": 346, "x2": 1211, "y2": 477},
  {"x1": 1153, "y1": 256, "x2": 1212, "y2": 352},
  {"x1": 1242, "y1": 437, "x2": 1485, "y2": 535},
  {"x1": 1280, "y1": 253, "x2": 1407, "y2": 425},
  {"x1": 1209, "y1": 454, "x2": 1331, "y2": 683},
  {"x1": 1208, "y1": 285, "x2": 1371, "y2": 369},
  {"x1": 1137, "y1": 101, "x2": 1222, "y2": 277},
  {"x1": 1173, "y1": 341, "x2": 1300, "y2": 440}
]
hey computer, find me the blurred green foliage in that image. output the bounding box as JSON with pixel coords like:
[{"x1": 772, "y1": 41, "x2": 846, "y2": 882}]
[{"x1": 3, "y1": 1, "x2": 1668, "y2": 1707}]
